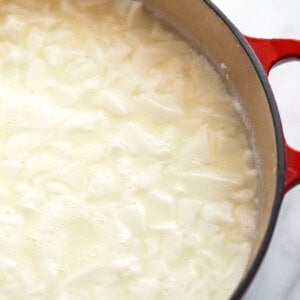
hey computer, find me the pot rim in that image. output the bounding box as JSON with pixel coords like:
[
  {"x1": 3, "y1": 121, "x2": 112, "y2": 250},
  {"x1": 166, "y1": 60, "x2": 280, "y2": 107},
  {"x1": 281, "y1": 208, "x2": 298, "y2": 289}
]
[{"x1": 202, "y1": 0, "x2": 286, "y2": 298}]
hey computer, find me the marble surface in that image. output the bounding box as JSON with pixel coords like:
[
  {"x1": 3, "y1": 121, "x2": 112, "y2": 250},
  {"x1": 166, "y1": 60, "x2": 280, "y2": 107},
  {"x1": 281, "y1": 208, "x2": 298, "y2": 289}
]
[{"x1": 211, "y1": 1, "x2": 300, "y2": 299}]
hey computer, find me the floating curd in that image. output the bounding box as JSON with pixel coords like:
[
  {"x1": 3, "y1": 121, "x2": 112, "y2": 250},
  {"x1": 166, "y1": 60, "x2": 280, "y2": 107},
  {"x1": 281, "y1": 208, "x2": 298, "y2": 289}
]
[{"x1": 0, "y1": 0, "x2": 258, "y2": 299}]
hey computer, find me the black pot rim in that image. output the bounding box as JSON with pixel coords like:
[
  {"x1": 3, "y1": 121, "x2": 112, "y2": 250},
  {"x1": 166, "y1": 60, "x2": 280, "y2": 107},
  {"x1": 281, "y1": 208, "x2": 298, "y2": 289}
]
[{"x1": 202, "y1": 0, "x2": 286, "y2": 299}]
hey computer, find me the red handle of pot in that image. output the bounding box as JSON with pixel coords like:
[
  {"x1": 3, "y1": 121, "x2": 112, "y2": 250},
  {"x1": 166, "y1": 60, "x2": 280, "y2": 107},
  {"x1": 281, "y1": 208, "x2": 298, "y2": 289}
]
[{"x1": 245, "y1": 36, "x2": 300, "y2": 192}]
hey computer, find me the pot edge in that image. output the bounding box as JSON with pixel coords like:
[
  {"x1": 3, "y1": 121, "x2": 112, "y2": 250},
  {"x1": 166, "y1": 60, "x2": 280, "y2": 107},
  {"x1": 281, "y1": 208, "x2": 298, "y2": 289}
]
[{"x1": 202, "y1": 0, "x2": 286, "y2": 298}]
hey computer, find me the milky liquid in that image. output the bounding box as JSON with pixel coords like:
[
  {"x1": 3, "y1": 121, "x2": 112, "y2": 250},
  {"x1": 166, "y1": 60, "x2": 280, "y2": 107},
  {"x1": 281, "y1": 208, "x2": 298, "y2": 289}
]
[{"x1": 0, "y1": 0, "x2": 258, "y2": 299}]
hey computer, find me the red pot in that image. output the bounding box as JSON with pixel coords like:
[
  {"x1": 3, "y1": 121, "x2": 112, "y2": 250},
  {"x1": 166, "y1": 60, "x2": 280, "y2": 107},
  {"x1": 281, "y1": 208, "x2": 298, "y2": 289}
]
[{"x1": 142, "y1": 0, "x2": 300, "y2": 298}]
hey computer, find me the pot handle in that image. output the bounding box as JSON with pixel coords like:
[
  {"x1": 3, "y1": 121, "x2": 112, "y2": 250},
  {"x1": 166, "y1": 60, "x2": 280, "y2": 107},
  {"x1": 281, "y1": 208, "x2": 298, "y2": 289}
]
[{"x1": 245, "y1": 36, "x2": 300, "y2": 192}]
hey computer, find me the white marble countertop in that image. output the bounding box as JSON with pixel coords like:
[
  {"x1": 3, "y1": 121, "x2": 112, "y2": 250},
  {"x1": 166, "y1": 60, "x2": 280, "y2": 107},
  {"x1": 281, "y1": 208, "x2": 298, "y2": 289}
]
[{"x1": 211, "y1": 1, "x2": 300, "y2": 299}]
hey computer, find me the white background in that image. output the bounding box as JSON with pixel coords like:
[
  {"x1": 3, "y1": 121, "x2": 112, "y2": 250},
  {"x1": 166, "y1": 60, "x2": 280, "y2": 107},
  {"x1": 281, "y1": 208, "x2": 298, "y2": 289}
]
[{"x1": 211, "y1": 1, "x2": 300, "y2": 299}]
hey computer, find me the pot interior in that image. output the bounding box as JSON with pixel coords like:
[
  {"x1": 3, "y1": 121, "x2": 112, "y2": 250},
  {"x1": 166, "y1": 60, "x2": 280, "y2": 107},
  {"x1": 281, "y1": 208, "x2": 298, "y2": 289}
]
[{"x1": 142, "y1": 0, "x2": 281, "y2": 296}]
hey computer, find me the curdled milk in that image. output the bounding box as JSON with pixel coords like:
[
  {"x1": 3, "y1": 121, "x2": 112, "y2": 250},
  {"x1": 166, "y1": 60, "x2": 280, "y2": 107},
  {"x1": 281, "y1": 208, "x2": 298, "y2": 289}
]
[{"x1": 0, "y1": 0, "x2": 258, "y2": 299}]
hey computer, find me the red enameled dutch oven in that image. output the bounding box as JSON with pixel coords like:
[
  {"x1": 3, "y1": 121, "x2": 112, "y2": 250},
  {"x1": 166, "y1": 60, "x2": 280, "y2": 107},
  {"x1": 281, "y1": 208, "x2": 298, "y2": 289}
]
[{"x1": 141, "y1": 0, "x2": 300, "y2": 298}]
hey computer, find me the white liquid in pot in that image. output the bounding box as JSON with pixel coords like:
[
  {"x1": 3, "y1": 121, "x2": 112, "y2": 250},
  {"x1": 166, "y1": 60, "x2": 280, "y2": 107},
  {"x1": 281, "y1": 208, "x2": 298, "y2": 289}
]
[{"x1": 0, "y1": 0, "x2": 258, "y2": 299}]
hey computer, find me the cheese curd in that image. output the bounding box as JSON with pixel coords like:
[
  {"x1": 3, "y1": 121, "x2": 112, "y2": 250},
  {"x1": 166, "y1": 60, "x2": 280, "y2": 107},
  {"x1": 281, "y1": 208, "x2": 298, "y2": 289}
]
[{"x1": 0, "y1": 0, "x2": 258, "y2": 299}]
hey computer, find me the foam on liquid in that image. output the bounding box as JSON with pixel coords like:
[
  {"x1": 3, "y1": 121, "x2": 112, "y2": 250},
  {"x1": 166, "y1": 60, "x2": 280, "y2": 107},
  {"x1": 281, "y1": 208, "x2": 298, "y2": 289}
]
[{"x1": 0, "y1": 0, "x2": 258, "y2": 299}]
